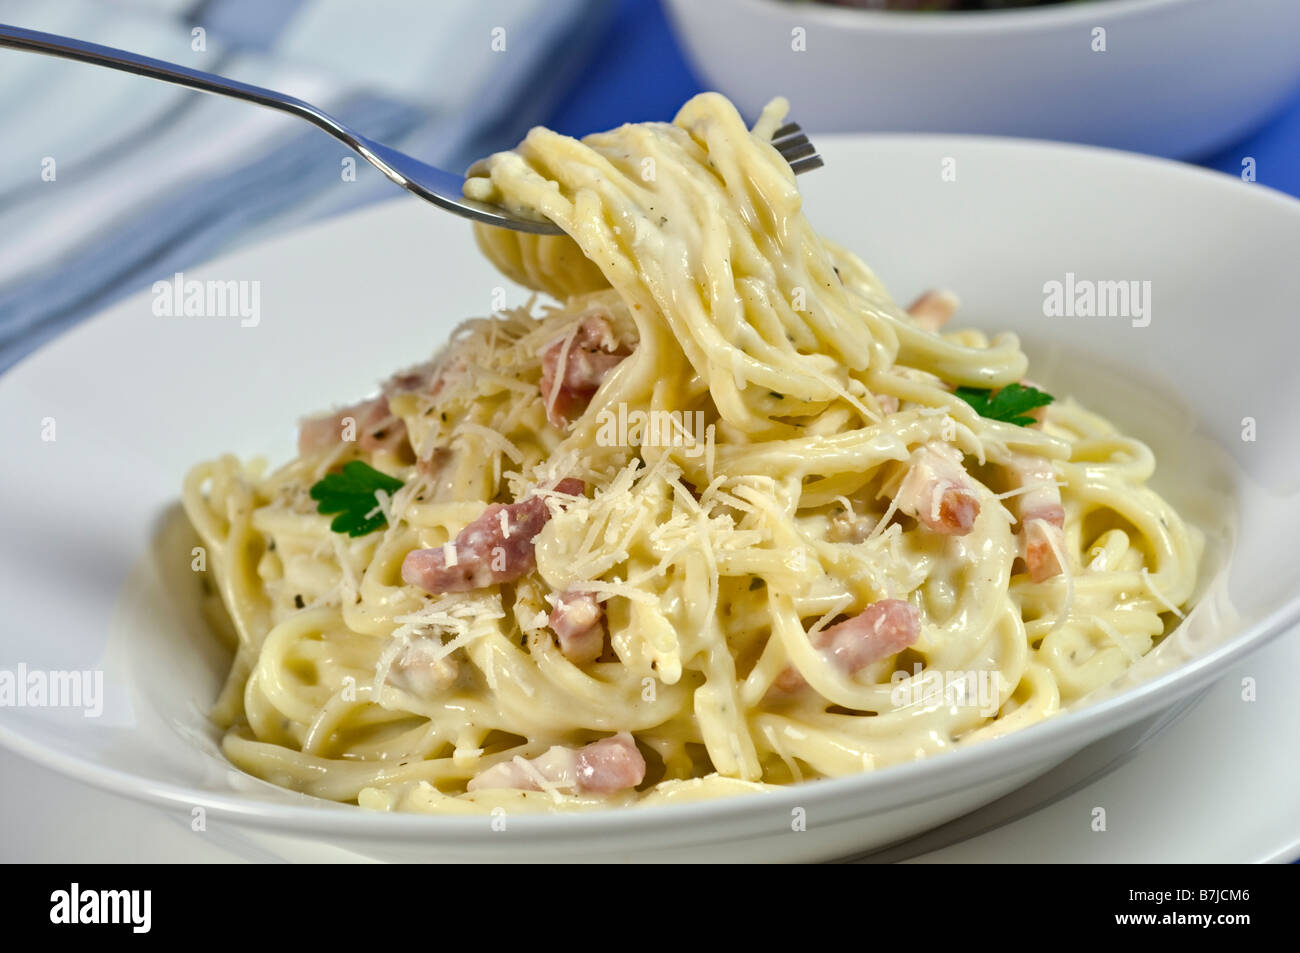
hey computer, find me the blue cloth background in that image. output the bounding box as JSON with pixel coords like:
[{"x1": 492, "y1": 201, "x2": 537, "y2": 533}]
[
  {"x1": 545, "y1": 0, "x2": 1300, "y2": 200},
  {"x1": 0, "y1": 0, "x2": 610, "y2": 372}
]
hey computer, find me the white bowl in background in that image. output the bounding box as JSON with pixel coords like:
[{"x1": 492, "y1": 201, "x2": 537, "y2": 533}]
[
  {"x1": 1, "y1": 134, "x2": 1299, "y2": 861},
  {"x1": 663, "y1": 0, "x2": 1300, "y2": 158}
]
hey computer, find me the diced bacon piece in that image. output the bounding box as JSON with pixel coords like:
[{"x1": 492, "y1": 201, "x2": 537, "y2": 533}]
[
  {"x1": 297, "y1": 354, "x2": 471, "y2": 460},
  {"x1": 1005, "y1": 454, "x2": 1065, "y2": 582},
  {"x1": 770, "y1": 599, "x2": 921, "y2": 695},
  {"x1": 1023, "y1": 521, "x2": 1065, "y2": 583},
  {"x1": 466, "y1": 732, "x2": 644, "y2": 795},
  {"x1": 540, "y1": 314, "x2": 630, "y2": 428},
  {"x1": 297, "y1": 395, "x2": 408, "y2": 457},
  {"x1": 401, "y1": 479, "x2": 585, "y2": 594},
  {"x1": 549, "y1": 590, "x2": 605, "y2": 664},
  {"x1": 812, "y1": 599, "x2": 920, "y2": 672},
  {"x1": 386, "y1": 639, "x2": 457, "y2": 697},
  {"x1": 1008, "y1": 456, "x2": 1064, "y2": 527},
  {"x1": 547, "y1": 477, "x2": 588, "y2": 499},
  {"x1": 906, "y1": 289, "x2": 959, "y2": 333},
  {"x1": 545, "y1": 315, "x2": 623, "y2": 391},
  {"x1": 895, "y1": 441, "x2": 980, "y2": 535},
  {"x1": 298, "y1": 410, "x2": 349, "y2": 456},
  {"x1": 574, "y1": 733, "x2": 645, "y2": 793}
]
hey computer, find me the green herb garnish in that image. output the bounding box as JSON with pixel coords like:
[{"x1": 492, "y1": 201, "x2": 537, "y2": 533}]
[
  {"x1": 309, "y1": 460, "x2": 404, "y2": 537},
  {"x1": 954, "y1": 383, "x2": 1054, "y2": 427}
]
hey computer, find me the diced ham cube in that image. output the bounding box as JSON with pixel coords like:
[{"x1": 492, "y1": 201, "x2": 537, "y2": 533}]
[
  {"x1": 539, "y1": 314, "x2": 630, "y2": 428},
  {"x1": 549, "y1": 590, "x2": 605, "y2": 664},
  {"x1": 895, "y1": 441, "x2": 980, "y2": 536},
  {"x1": 466, "y1": 732, "x2": 645, "y2": 795},
  {"x1": 401, "y1": 479, "x2": 585, "y2": 594},
  {"x1": 1023, "y1": 519, "x2": 1065, "y2": 583},
  {"x1": 1005, "y1": 454, "x2": 1066, "y2": 582},
  {"x1": 298, "y1": 395, "x2": 408, "y2": 457},
  {"x1": 771, "y1": 598, "x2": 921, "y2": 695},
  {"x1": 574, "y1": 733, "x2": 645, "y2": 793},
  {"x1": 296, "y1": 354, "x2": 471, "y2": 459},
  {"x1": 812, "y1": 598, "x2": 920, "y2": 672}
]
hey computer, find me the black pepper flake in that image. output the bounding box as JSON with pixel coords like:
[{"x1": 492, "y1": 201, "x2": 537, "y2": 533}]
[{"x1": 294, "y1": 594, "x2": 305, "y2": 609}]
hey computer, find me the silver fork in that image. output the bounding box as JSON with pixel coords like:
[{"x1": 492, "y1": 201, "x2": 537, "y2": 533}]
[{"x1": 0, "y1": 23, "x2": 824, "y2": 236}]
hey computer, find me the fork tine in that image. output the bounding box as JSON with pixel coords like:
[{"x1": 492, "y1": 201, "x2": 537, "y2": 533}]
[
  {"x1": 771, "y1": 119, "x2": 822, "y2": 175},
  {"x1": 777, "y1": 139, "x2": 816, "y2": 162},
  {"x1": 788, "y1": 154, "x2": 825, "y2": 175}
]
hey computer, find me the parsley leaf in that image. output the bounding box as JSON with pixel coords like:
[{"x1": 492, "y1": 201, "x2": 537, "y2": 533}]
[
  {"x1": 309, "y1": 461, "x2": 404, "y2": 537},
  {"x1": 954, "y1": 383, "x2": 1054, "y2": 427}
]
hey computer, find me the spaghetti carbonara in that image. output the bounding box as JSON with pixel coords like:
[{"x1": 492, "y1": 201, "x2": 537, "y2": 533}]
[{"x1": 182, "y1": 93, "x2": 1202, "y2": 813}]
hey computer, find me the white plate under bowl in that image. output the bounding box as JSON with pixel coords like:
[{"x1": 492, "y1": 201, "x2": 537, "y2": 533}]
[
  {"x1": 663, "y1": 0, "x2": 1300, "y2": 158},
  {"x1": 1, "y1": 135, "x2": 1298, "y2": 862}
]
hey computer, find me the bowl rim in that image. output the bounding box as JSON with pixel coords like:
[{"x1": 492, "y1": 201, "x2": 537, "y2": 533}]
[
  {"x1": 684, "y1": 0, "x2": 1199, "y2": 34},
  {"x1": 2, "y1": 129, "x2": 1299, "y2": 842}
]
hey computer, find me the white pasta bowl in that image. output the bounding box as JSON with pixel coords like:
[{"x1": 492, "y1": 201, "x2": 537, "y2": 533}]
[
  {"x1": 1, "y1": 134, "x2": 1298, "y2": 862},
  {"x1": 663, "y1": 0, "x2": 1300, "y2": 158}
]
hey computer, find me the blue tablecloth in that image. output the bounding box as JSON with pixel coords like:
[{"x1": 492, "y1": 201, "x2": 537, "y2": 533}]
[
  {"x1": 545, "y1": 0, "x2": 1300, "y2": 200},
  {"x1": 0, "y1": 0, "x2": 609, "y2": 373}
]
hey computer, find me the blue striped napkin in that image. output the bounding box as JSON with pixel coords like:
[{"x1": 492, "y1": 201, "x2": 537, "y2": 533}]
[{"x1": 0, "y1": 0, "x2": 608, "y2": 371}]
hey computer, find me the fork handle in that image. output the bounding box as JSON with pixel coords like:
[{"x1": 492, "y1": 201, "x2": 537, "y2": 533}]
[{"x1": 0, "y1": 22, "x2": 353, "y2": 143}]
